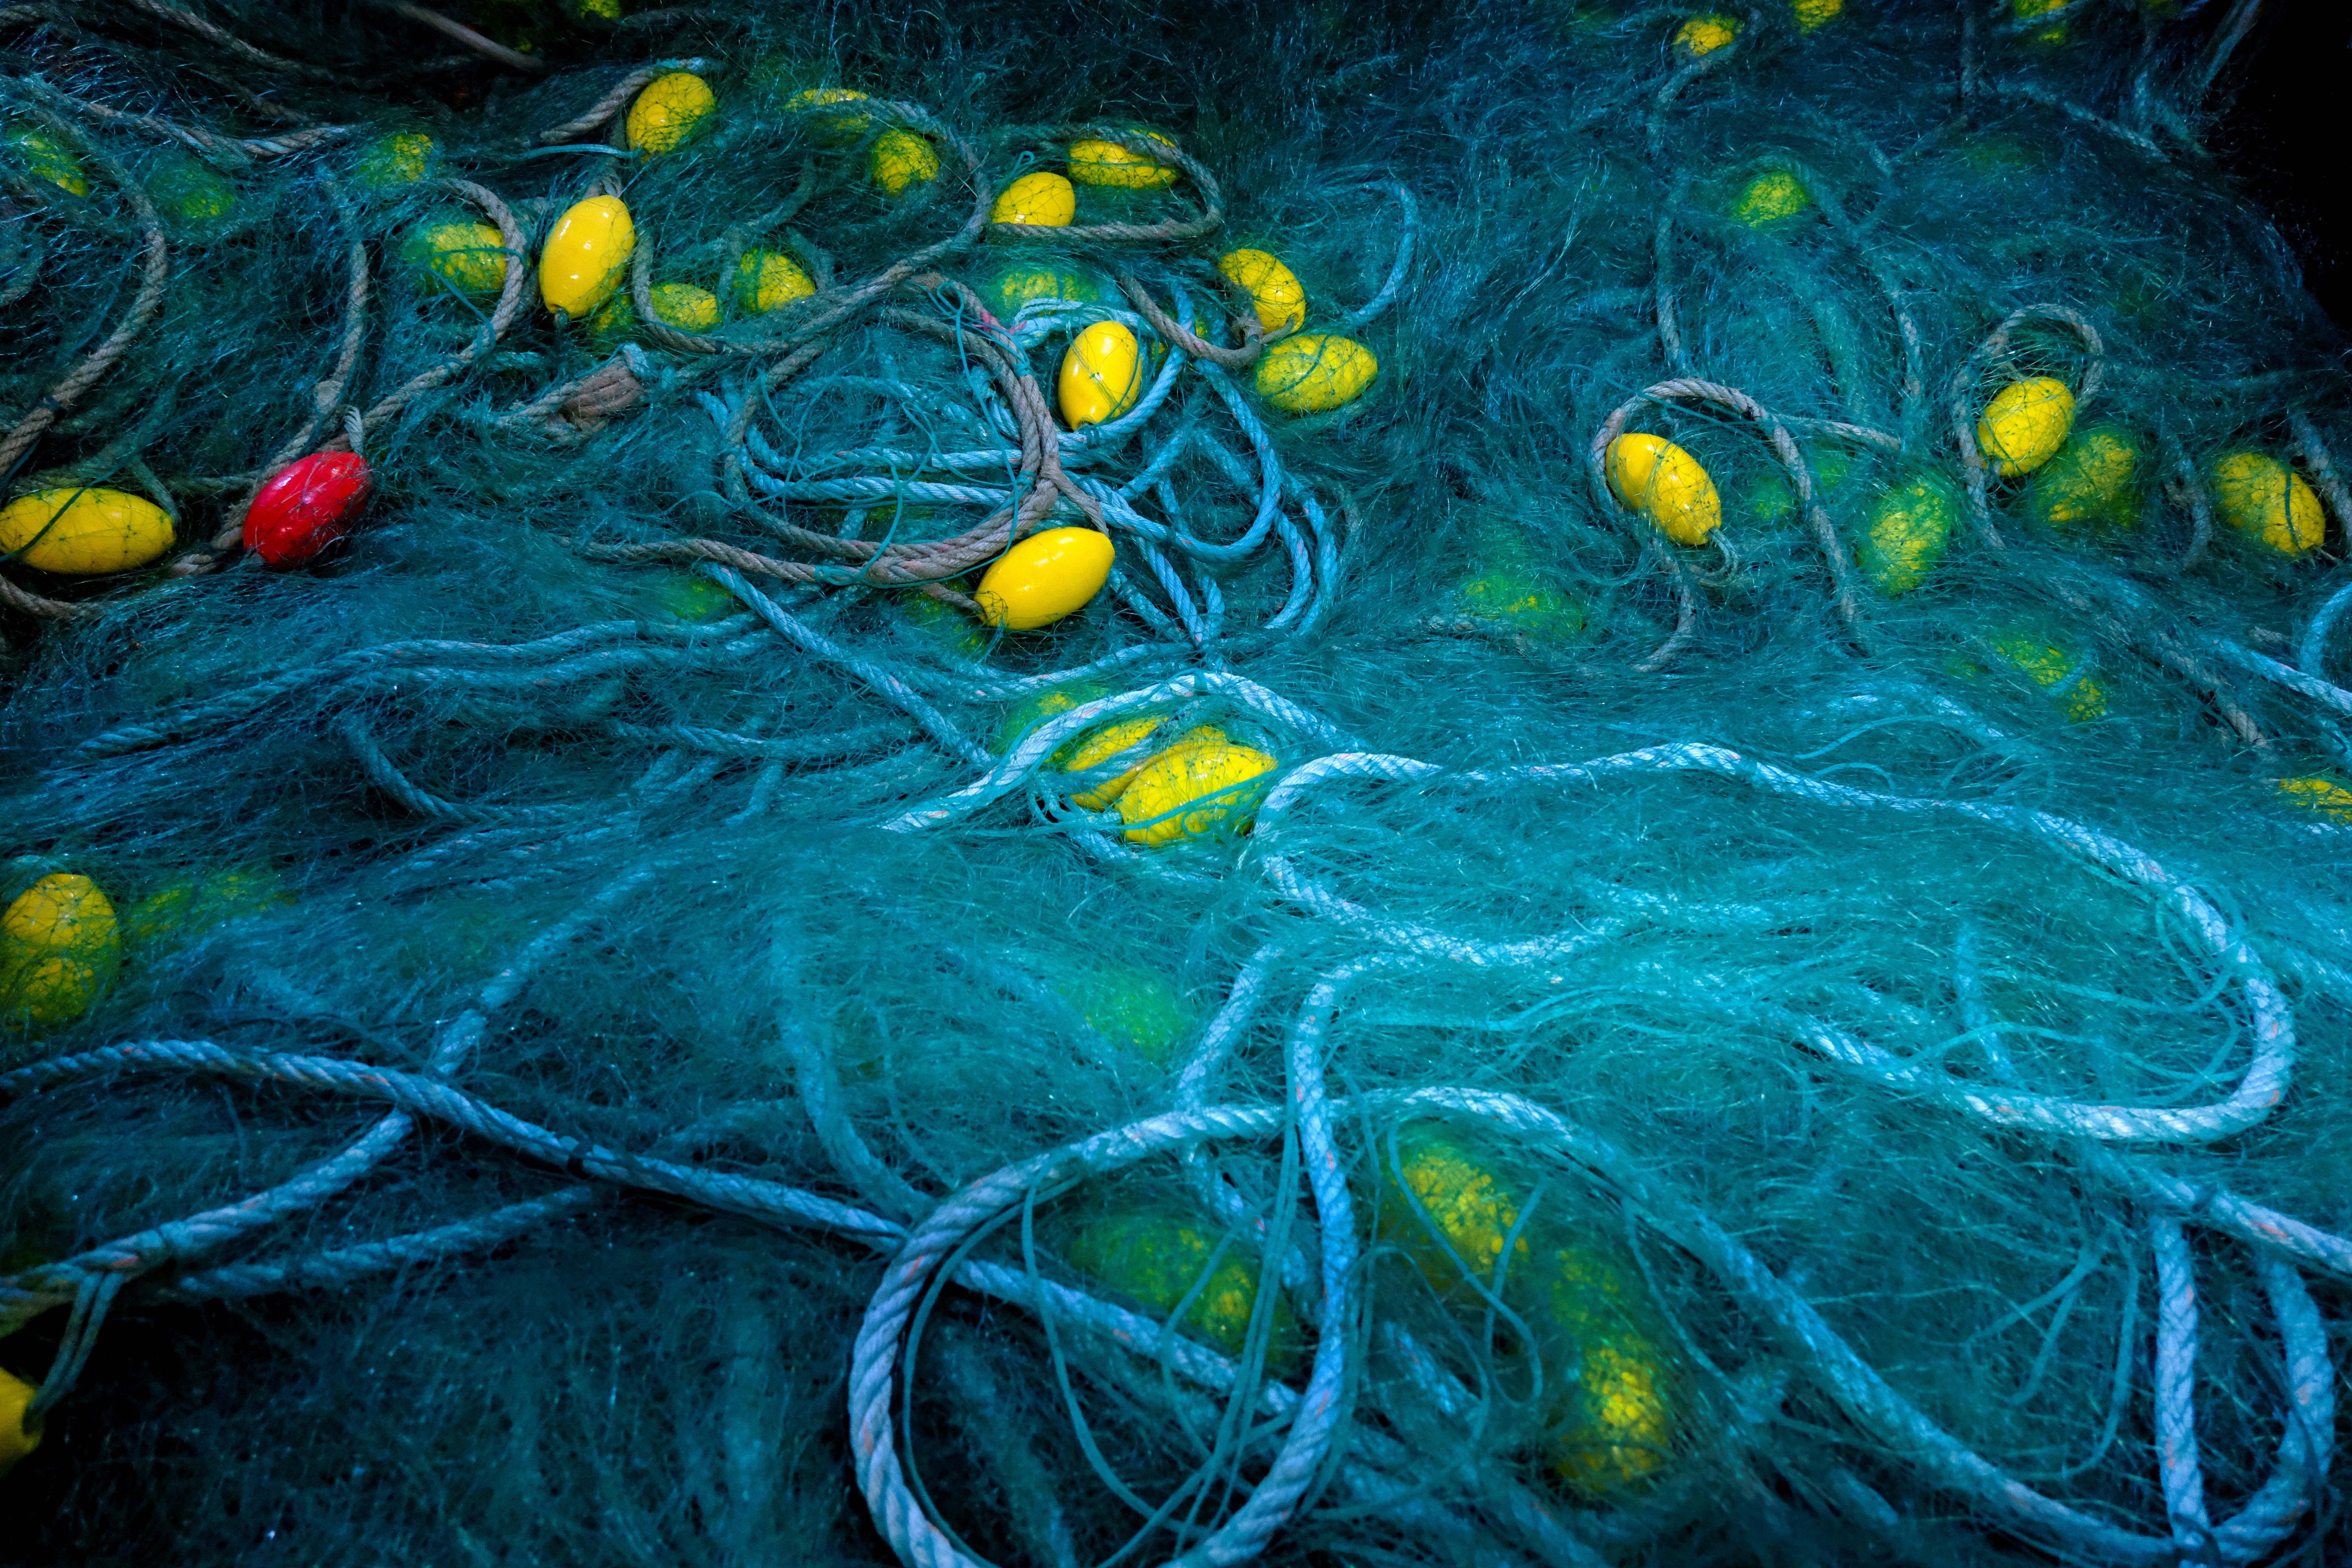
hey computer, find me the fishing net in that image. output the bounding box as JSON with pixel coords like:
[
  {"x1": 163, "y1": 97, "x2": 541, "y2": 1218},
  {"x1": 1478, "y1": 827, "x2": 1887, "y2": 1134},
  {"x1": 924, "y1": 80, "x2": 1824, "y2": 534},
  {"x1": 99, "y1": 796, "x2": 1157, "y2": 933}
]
[{"x1": 2, "y1": 0, "x2": 2349, "y2": 1562}]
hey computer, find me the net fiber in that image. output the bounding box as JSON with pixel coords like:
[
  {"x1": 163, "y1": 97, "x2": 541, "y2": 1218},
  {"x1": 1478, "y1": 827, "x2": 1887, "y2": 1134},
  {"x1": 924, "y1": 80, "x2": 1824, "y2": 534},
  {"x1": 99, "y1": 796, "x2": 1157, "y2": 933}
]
[{"x1": 1, "y1": 0, "x2": 2349, "y2": 1564}]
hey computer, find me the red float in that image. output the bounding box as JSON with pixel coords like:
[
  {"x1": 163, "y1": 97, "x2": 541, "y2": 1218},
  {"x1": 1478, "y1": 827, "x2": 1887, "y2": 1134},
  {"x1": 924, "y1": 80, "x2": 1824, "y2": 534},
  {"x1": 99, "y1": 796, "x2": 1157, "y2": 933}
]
[{"x1": 243, "y1": 451, "x2": 373, "y2": 568}]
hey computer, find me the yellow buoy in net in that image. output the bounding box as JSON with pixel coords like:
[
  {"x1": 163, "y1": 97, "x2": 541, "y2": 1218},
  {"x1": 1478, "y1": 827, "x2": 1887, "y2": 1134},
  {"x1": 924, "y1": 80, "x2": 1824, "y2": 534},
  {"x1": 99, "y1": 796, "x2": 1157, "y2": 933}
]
[
  {"x1": 1069, "y1": 132, "x2": 1180, "y2": 189},
  {"x1": 991, "y1": 170, "x2": 1076, "y2": 227},
  {"x1": 1792, "y1": 0, "x2": 1843, "y2": 31},
  {"x1": 986, "y1": 263, "x2": 1101, "y2": 318},
  {"x1": 1457, "y1": 573, "x2": 1587, "y2": 643},
  {"x1": 1536, "y1": 1246, "x2": 1678, "y2": 1495},
  {"x1": 1977, "y1": 377, "x2": 2076, "y2": 477},
  {"x1": 2278, "y1": 775, "x2": 2352, "y2": 825},
  {"x1": 733, "y1": 249, "x2": 816, "y2": 314},
  {"x1": 0, "y1": 1364, "x2": 39, "y2": 1476},
  {"x1": 1058, "y1": 322, "x2": 1147, "y2": 429},
  {"x1": 1730, "y1": 170, "x2": 1809, "y2": 227},
  {"x1": 5, "y1": 122, "x2": 88, "y2": 196},
  {"x1": 1674, "y1": 14, "x2": 1740, "y2": 57},
  {"x1": 1986, "y1": 630, "x2": 2108, "y2": 722},
  {"x1": 408, "y1": 220, "x2": 509, "y2": 297},
  {"x1": 590, "y1": 282, "x2": 718, "y2": 343},
  {"x1": 1069, "y1": 723, "x2": 1225, "y2": 811},
  {"x1": 2, "y1": 873, "x2": 121, "y2": 1025},
  {"x1": 2211, "y1": 452, "x2": 2326, "y2": 558},
  {"x1": 126, "y1": 868, "x2": 293, "y2": 952},
  {"x1": 1858, "y1": 473, "x2": 1958, "y2": 594},
  {"x1": 355, "y1": 131, "x2": 434, "y2": 188},
  {"x1": 2012, "y1": 0, "x2": 2069, "y2": 44},
  {"x1": 1255, "y1": 335, "x2": 1377, "y2": 413},
  {"x1": 995, "y1": 683, "x2": 1099, "y2": 754},
  {"x1": 625, "y1": 71, "x2": 715, "y2": 153},
  {"x1": 1605, "y1": 434, "x2": 1721, "y2": 546},
  {"x1": 149, "y1": 155, "x2": 236, "y2": 225},
  {"x1": 870, "y1": 128, "x2": 939, "y2": 195},
  {"x1": 2030, "y1": 424, "x2": 2142, "y2": 535},
  {"x1": 975, "y1": 527, "x2": 1115, "y2": 631},
  {"x1": 783, "y1": 87, "x2": 872, "y2": 144},
  {"x1": 1069, "y1": 1214, "x2": 1292, "y2": 1358},
  {"x1": 0, "y1": 487, "x2": 175, "y2": 574},
  {"x1": 538, "y1": 194, "x2": 635, "y2": 318},
  {"x1": 1062, "y1": 964, "x2": 1192, "y2": 1064},
  {"x1": 1217, "y1": 248, "x2": 1308, "y2": 335},
  {"x1": 1377, "y1": 1127, "x2": 1534, "y2": 1291},
  {"x1": 1118, "y1": 740, "x2": 1279, "y2": 845}
]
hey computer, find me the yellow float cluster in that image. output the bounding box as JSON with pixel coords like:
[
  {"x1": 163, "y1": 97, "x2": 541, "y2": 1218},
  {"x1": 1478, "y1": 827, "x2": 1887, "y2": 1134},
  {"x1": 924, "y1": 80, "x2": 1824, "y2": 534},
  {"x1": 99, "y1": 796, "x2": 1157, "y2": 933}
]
[{"x1": 1374, "y1": 1128, "x2": 1680, "y2": 1496}]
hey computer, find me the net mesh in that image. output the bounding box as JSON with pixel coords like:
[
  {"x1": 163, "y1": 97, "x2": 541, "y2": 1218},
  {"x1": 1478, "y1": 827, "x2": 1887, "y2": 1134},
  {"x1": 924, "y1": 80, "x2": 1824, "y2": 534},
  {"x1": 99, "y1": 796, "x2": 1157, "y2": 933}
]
[{"x1": 2, "y1": 1, "x2": 2349, "y2": 1563}]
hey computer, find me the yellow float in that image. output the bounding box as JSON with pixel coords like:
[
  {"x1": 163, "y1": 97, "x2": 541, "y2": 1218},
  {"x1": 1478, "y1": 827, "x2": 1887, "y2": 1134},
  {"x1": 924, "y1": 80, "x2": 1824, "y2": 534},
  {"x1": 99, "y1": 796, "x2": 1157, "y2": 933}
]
[
  {"x1": 1118, "y1": 739, "x2": 1279, "y2": 845},
  {"x1": 1217, "y1": 248, "x2": 1308, "y2": 335},
  {"x1": 1061, "y1": 964, "x2": 1191, "y2": 1064},
  {"x1": 355, "y1": 131, "x2": 433, "y2": 188},
  {"x1": 1058, "y1": 322, "x2": 1147, "y2": 429},
  {"x1": 1674, "y1": 14, "x2": 1740, "y2": 57},
  {"x1": 870, "y1": 128, "x2": 939, "y2": 195},
  {"x1": 538, "y1": 194, "x2": 635, "y2": 318},
  {"x1": 2012, "y1": 0, "x2": 2069, "y2": 44},
  {"x1": 1376, "y1": 1127, "x2": 1534, "y2": 1292},
  {"x1": 1457, "y1": 573, "x2": 1587, "y2": 643},
  {"x1": 1069, "y1": 1213, "x2": 1292, "y2": 1358},
  {"x1": 5, "y1": 123, "x2": 88, "y2": 196},
  {"x1": 2278, "y1": 775, "x2": 2352, "y2": 825},
  {"x1": 2211, "y1": 452, "x2": 2325, "y2": 558},
  {"x1": 149, "y1": 156, "x2": 235, "y2": 225},
  {"x1": 1069, "y1": 132, "x2": 1180, "y2": 189},
  {"x1": 1535, "y1": 1246, "x2": 1678, "y2": 1495},
  {"x1": 1858, "y1": 473, "x2": 1958, "y2": 594},
  {"x1": 1069, "y1": 724, "x2": 1225, "y2": 811},
  {"x1": 986, "y1": 264, "x2": 1101, "y2": 318},
  {"x1": 1605, "y1": 434, "x2": 1721, "y2": 546},
  {"x1": 409, "y1": 219, "x2": 509, "y2": 297},
  {"x1": 974, "y1": 527, "x2": 1115, "y2": 630},
  {"x1": 782, "y1": 87, "x2": 872, "y2": 144},
  {"x1": 2029, "y1": 424, "x2": 2141, "y2": 534},
  {"x1": 1984, "y1": 630, "x2": 2108, "y2": 722},
  {"x1": 1730, "y1": 170, "x2": 1809, "y2": 227},
  {"x1": 0, "y1": 1365, "x2": 37, "y2": 1476},
  {"x1": 0, "y1": 487, "x2": 175, "y2": 574},
  {"x1": 625, "y1": 71, "x2": 715, "y2": 153},
  {"x1": 590, "y1": 282, "x2": 719, "y2": 343},
  {"x1": 1254, "y1": 334, "x2": 1377, "y2": 413},
  {"x1": 1793, "y1": 0, "x2": 1842, "y2": 30},
  {"x1": 733, "y1": 249, "x2": 816, "y2": 314},
  {"x1": 1976, "y1": 377, "x2": 2075, "y2": 478},
  {"x1": 991, "y1": 170, "x2": 1076, "y2": 227},
  {"x1": 995, "y1": 684, "x2": 1099, "y2": 754},
  {"x1": 1, "y1": 873, "x2": 121, "y2": 1026},
  {"x1": 125, "y1": 868, "x2": 294, "y2": 952}
]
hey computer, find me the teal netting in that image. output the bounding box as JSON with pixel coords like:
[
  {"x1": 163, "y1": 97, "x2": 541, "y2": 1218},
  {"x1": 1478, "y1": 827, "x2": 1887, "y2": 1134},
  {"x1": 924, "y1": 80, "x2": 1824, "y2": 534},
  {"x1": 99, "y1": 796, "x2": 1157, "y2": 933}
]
[{"x1": 3, "y1": 2, "x2": 2350, "y2": 1564}]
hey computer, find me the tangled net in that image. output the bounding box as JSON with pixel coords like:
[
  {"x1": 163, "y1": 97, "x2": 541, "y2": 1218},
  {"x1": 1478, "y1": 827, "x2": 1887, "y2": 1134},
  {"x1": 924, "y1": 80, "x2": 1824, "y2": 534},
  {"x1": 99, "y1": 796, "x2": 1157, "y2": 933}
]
[{"x1": 3, "y1": 1, "x2": 2350, "y2": 1563}]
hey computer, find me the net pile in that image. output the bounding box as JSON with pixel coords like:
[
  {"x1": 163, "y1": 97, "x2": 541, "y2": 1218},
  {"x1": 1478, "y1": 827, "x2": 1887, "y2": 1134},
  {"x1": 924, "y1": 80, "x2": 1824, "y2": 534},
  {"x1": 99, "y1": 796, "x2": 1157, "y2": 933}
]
[{"x1": 2, "y1": 2, "x2": 2348, "y2": 1563}]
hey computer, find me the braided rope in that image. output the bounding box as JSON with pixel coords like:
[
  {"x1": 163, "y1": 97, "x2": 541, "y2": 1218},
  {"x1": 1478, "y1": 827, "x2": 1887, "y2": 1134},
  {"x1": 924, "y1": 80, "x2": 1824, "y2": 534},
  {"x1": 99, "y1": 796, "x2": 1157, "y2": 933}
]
[{"x1": 1256, "y1": 742, "x2": 2292, "y2": 1143}]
